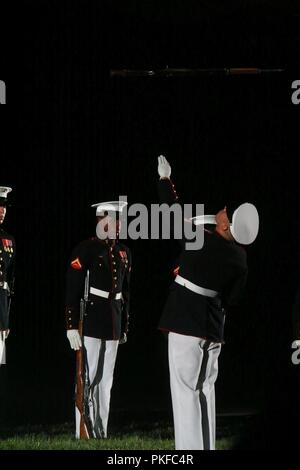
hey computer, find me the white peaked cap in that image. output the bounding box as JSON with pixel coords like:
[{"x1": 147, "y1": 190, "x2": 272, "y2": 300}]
[
  {"x1": 91, "y1": 201, "x2": 128, "y2": 216},
  {"x1": 230, "y1": 203, "x2": 259, "y2": 245},
  {"x1": 190, "y1": 203, "x2": 259, "y2": 245},
  {"x1": 0, "y1": 187, "x2": 12, "y2": 199}
]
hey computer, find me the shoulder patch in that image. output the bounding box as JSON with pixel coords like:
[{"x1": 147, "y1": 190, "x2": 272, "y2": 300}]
[{"x1": 70, "y1": 257, "x2": 82, "y2": 270}]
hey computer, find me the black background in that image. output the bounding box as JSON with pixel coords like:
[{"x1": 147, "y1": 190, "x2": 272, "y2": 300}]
[{"x1": 1, "y1": 1, "x2": 300, "y2": 449}]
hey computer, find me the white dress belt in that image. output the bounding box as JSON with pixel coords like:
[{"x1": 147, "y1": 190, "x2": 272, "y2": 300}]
[
  {"x1": 89, "y1": 287, "x2": 122, "y2": 300},
  {"x1": 175, "y1": 275, "x2": 218, "y2": 298}
]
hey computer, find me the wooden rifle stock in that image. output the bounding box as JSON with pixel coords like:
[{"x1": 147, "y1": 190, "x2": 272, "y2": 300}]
[
  {"x1": 75, "y1": 320, "x2": 91, "y2": 439},
  {"x1": 75, "y1": 270, "x2": 92, "y2": 439}
]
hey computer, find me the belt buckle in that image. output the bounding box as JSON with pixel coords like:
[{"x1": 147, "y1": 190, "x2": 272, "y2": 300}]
[{"x1": 108, "y1": 292, "x2": 117, "y2": 300}]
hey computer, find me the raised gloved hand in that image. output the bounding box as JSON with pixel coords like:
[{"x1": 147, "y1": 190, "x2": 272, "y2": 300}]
[
  {"x1": 67, "y1": 329, "x2": 82, "y2": 350},
  {"x1": 158, "y1": 155, "x2": 171, "y2": 179},
  {"x1": 119, "y1": 333, "x2": 127, "y2": 345},
  {"x1": 293, "y1": 339, "x2": 300, "y2": 347}
]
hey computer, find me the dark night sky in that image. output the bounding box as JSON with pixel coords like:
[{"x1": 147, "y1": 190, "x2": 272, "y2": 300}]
[{"x1": 1, "y1": 1, "x2": 300, "y2": 447}]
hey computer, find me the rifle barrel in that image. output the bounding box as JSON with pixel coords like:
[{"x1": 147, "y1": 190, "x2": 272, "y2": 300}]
[{"x1": 110, "y1": 67, "x2": 285, "y2": 78}]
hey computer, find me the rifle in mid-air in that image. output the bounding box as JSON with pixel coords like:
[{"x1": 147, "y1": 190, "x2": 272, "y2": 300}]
[
  {"x1": 75, "y1": 270, "x2": 93, "y2": 439},
  {"x1": 110, "y1": 66, "x2": 284, "y2": 78}
]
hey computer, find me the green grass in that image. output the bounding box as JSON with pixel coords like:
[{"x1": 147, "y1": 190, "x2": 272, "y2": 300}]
[{"x1": 0, "y1": 424, "x2": 236, "y2": 450}]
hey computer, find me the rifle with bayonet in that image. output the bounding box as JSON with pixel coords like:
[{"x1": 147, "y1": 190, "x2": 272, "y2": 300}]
[{"x1": 75, "y1": 270, "x2": 94, "y2": 439}]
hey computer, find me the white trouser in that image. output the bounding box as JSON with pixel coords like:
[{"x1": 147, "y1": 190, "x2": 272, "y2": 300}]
[
  {"x1": 75, "y1": 336, "x2": 119, "y2": 439},
  {"x1": 0, "y1": 336, "x2": 6, "y2": 365},
  {"x1": 168, "y1": 332, "x2": 221, "y2": 450}
]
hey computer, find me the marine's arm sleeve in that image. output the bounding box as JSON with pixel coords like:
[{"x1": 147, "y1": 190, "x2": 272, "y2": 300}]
[
  {"x1": 65, "y1": 241, "x2": 90, "y2": 330},
  {"x1": 121, "y1": 248, "x2": 132, "y2": 335}
]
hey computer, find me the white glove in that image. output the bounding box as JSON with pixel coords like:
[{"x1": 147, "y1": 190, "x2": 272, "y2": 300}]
[
  {"x1": 67, "y1": 329, "x2": 82, "y2": 351},
  {"x1": 0, "y1": 330, "x2": 9, "y2": 341},
  {"x1": 293, "y1": 340, "x2": 300, "y2": 347},
  {"x1": 158, "y1": 155, "x2": 171, "y2": 179},
  {"x1": 119, "y1": 333, "x2": 127, "y2": 345}
]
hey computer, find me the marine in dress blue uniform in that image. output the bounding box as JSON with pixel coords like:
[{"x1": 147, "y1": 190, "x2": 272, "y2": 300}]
[
  {"x1": 157, "y1": 156, "x2": 259, "y2": 450},
  {"x1": 65, "y1": 201, "x2": 131, "y2": 438}
]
